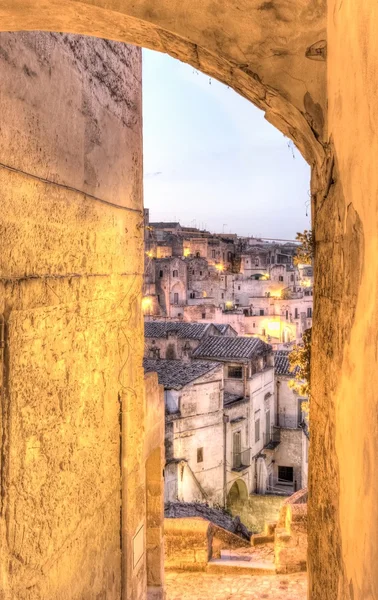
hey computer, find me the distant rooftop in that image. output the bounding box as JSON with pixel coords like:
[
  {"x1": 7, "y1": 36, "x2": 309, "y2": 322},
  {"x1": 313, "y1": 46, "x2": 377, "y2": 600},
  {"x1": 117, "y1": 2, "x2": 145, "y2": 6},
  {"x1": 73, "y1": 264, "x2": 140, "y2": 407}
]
[
  {"x1": 145, "y1": 321, "x2": 215, "y2": 340},
  {"x1": 150, "y1": 221, "x2": 181, "y2": 229},
  {"x1": 192, "y1": 336, "x2": 272, "y2": 361},
  {"x1": 143, "y1": 358, "x2": 219, "y2": 389},
  {"x1": 274, "y1": 350, "x2": 299, "y2": 376}
]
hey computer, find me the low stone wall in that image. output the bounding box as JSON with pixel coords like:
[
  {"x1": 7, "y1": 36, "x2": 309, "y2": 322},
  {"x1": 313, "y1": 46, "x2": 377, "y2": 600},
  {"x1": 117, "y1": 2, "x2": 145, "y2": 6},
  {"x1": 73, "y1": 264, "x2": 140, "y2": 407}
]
[
  {"x1": 275, "y1": 503, "x2": 308, "y2": 574},
  {"x1": 164, "y1": 517, "x2": 250, "y2": 570}
]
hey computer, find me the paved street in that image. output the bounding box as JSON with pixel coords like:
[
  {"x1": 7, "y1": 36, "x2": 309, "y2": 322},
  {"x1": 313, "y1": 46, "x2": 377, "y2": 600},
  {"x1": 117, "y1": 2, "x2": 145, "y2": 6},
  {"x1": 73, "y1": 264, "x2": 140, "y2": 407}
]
[{"x1": 166, "y1": 571, "x2": 307, "y2": 600}]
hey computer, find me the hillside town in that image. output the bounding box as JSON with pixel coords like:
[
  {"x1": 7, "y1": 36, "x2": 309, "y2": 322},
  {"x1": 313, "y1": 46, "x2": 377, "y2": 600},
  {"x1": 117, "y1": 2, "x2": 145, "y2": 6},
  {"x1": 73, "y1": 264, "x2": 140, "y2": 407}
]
[{"x1": 143, "y1": 212, "x2": 311, "y2": 510}]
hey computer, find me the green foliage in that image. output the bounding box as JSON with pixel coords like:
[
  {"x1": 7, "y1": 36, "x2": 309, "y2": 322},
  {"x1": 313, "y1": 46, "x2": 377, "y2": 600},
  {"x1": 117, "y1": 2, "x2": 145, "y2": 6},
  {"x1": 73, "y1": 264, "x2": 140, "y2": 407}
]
[
  {"x1": 294, "y1": 229, "x2": 314, "y2": 266},
  {"x1": 289, "y1": 328, "x2": 312, "y2": 400}
]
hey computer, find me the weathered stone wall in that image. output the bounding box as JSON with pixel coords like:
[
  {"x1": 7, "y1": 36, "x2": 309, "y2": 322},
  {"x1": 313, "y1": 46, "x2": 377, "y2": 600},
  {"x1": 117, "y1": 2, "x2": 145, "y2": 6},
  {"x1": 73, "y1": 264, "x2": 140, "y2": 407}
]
[
  {"x1": 0, "y1": 33, "x2": 144, "y2": 600},
  {"x1": 309, "y1": 2, "x2": 377, "y2": 599}
]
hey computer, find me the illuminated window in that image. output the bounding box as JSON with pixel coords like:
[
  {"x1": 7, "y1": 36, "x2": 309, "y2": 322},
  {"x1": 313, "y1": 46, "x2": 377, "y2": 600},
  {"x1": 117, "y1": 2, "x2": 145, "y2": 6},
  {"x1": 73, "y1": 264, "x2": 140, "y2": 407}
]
[
  {"x1": 228, "y1": 366, "x2": 243, "y2": 379},
  {"x1": 197, "y1": 448, "x2": 204, "y2": 463}
]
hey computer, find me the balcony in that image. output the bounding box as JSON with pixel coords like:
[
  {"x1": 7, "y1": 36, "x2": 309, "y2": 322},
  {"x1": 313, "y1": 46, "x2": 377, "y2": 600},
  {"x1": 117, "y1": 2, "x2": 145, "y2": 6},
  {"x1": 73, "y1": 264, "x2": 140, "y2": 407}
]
[
  {"x1": 232, "y1": 448, "x2": 251, "y2": 471},
  {"x1": 263, "y1": 427, "x2": 281, "y2": 450}
]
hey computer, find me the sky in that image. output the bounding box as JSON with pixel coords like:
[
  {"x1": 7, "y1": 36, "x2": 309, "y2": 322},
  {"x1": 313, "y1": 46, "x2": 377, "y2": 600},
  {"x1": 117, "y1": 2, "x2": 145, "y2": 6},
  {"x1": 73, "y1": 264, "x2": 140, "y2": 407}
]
[{"x1": 142, "y1": 49, "x2": 311, "y2": 240}]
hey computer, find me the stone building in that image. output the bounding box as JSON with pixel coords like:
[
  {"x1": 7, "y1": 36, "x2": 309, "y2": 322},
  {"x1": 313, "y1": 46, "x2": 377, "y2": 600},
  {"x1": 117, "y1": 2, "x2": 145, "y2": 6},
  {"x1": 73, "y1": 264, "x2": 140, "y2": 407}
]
[
  {"x1": 143, "y1": 217, "x2": 313, "y2": 345},
  {"x1": 192, "y1": 336, "x2": 276, "y2": 498},
  {"x1": 274, "y1": 351, "x2": 309, "y2": 492},
  {"x1": 143, "y1": 358, "x2": 225, "y2": 505}
]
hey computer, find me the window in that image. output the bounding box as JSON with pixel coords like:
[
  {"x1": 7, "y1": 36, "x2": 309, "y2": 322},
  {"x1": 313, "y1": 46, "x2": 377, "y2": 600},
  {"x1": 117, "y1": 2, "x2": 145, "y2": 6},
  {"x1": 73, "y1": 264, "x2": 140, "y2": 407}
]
[
  {"x1": 253, "y1": 323, "x2": 256, "y2": 328},
  {"x1": 255, "y1": 418, "x2": 260, "y2": 443},
  {"x1": 295, "y1": 308, "x2": 299, "y2": 319},
  {"x1": 197, "y1": 448, "x2": 203, "y2": 463},
  {"x1": 159, "y1": 270, "x2": 163, "y2": 278},
  {"x1": 223, "y1": 252, "x2": 225, "y2": 261},
  {"x1": 189, "y1": 292, "x2": 195, "y2": 299},
  {"x1": 297, "y1": 398, "x2": 304, "y2": 426},
  {"x1": 149, "y1": 347, "x2": 160, "y2": 359},
  {"x1": 196, "y1": 252, "x2": 200, "y2": 257},
  {"x1": 279, "y1": 275, "x2": 284, "y2": 282},
  {"x1": 228, "y1": 365, "x2": 243, "y2": 379},
  {"x1": 192, "y1": 270, "x2": 195, "y2": 275},
  {"x1": 259, "y1": 309, "x2": 264, "y2": 316},
  {"x1": 200, "y1": 271, "x2": 203, "y2": 276},
  {"x1": 285, "y1": 310, "x2": 289, "y2": 320},
  {"x1": 221, "y1": 293, "x2": 224, "y2": 299},
  {"x1": 173, "y1": 293, "x2": 179, "y2": 304},
  {"x1": 255, "y1": 258, "x2": 259, "y2": 267},
  {"x1": 238, "y1": 286, "x2": 241, "y2": 291},
  {"x1": 212, "y1": 250, "x2": 216, "y2": 258},
  {"x1": 278, "y1": 466, "x2": 294, "y2": 483},
  {"x1": 201, "y1": 312, "x2": 206, "y2": 319},
  {"x1": 290, "y1": 274, "x2": 294, "y2": 282},
  {"x1": 173, "y1": 270, "x2": 178, "y2": 277},
  {"x1": 307, "y1": 307, "x2": 312, "y2": 318},
  {"x1": 233, "y1": 431, "x2": 242, "y2": 468},
  {"x1": 262, "y1": 328, "x2": 266, "y2": 336}
]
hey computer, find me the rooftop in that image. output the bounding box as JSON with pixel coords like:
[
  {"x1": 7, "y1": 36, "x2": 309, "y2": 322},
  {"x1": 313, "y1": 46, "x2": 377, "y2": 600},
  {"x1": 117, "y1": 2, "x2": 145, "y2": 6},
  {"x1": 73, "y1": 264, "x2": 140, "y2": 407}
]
[
  {"x1": 145, "y1": 321, "x2": 213, "y2": 340},
  {"x1": 192, "y1": 336, "x2": 272, "y2": 361},
  {"x1": 143, "y1": 358, "x2": 219, "y2": 389},
  {"x1": 274, "y1": 350, "x2": 299, "y2": 376}
]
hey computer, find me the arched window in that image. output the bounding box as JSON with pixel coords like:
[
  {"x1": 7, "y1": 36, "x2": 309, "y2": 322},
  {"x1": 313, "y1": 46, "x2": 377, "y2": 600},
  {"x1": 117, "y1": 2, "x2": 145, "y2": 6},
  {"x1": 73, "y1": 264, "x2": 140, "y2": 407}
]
[{"x1": 173, "y1": 270, "x2": 178, "y2": 277}]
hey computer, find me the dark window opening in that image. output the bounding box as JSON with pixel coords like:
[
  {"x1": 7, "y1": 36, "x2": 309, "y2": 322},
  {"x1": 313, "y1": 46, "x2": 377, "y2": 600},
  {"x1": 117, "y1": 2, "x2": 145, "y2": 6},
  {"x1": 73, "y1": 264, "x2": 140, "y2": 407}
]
[
  {"x1": 228, "y1": 365, "x2": 243, "y2": 379},
  {"x1": 197, "y1": 448, "x2": 203, "y2": 463},
  {"x1": 259, "y1": 309, "x2": 264, "y2": 316},
  {"x1": 278, "y1": 466, "x2": 294, "y2": 483},
  {"x1": 201, "y1": 312, "x2": 206, "y2": 319},
  {"x1": 307, "y1": 307, "x2": 312, "y2": 318},
  {"x1": 279, "y1": 275, "x2": 284, "y2": 282},
  {"x1": 159, "y1": 270, "x2": 163, "y2": 278},
  {"x1": 173, "y1": 270, "x2": 178, "y2": 277}
]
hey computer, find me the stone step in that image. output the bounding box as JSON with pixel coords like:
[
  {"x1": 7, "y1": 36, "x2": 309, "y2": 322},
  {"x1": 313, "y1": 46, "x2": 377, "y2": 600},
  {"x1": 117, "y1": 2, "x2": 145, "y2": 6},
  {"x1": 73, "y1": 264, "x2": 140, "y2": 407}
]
[
  {"x1": 251, "y1": 533, "x2": 275, "y2": 545},
  {"x1": 207, "y1": 558, "x2": 276, "y2": 576}
]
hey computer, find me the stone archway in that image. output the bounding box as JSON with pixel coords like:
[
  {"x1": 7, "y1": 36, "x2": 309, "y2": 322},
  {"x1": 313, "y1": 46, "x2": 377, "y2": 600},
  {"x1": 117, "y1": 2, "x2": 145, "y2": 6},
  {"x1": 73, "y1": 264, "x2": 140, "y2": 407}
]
[
  {"x1": 0, "y1": 0, "x2": 326, "y2": 167},
  {"x1": 1, "y1": 3, "x2": 376, "y2": 600},
  {"x1": 227, "y1": 478, "x2": 249, "y2": 505}
]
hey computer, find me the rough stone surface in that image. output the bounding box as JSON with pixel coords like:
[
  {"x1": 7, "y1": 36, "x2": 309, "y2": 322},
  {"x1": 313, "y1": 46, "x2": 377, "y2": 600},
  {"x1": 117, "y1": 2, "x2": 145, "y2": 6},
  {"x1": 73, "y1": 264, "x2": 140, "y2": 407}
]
[{"x1": 0, "y1": 32, "x2": 144, "y2": 600}]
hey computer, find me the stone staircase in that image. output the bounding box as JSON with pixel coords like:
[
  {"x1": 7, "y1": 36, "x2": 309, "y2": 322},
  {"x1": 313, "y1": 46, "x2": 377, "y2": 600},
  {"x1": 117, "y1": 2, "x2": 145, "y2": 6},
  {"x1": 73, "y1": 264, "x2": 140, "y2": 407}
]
[{"x1": 207, "y1": 548, "x2": 276, "y2": 575}]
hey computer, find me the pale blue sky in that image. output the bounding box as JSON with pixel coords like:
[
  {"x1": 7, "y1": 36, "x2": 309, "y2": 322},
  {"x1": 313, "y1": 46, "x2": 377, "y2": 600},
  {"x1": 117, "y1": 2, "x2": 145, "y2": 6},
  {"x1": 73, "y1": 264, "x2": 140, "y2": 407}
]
[{"x1": 142, "y1": 49, "x2": 311, "y2": 239}]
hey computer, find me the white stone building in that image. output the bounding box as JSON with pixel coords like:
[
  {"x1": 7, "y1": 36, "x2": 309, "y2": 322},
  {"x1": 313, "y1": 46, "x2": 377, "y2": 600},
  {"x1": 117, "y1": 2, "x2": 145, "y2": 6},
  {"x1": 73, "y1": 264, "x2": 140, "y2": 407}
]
[
  {"x1": 192, "y1": 336, "x2": 277, "y2": 501},
  {"x1": 143, "y1": 358, "x2": 226, "y2": 506},
  {"x1": 272, "y1": 351, "x2": 309, "y2": 492}
]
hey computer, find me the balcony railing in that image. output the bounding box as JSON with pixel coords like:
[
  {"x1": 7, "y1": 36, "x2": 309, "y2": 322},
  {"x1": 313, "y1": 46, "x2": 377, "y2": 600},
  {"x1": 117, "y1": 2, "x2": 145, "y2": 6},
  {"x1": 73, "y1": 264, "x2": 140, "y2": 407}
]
[
  {"x1": 263, "y1": 427, "x2": 281, "y2": 450},
  {"x1": 232, "y1": 448, "x2": 251, "y2": 471}
]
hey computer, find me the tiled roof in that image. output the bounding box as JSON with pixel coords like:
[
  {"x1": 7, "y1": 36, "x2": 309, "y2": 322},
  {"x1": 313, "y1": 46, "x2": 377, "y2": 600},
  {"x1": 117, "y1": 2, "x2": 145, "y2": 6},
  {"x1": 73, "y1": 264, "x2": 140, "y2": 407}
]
[
  {"x1": 143, "y1": 358, "x2": 219, "y2": 389},
  {"x1": 213, "y1": 323, "x2": 236, "y2": 336},
  {"x1": 145, "y1": 321, "x2": 211, "y2": 340},
  {"x1": 192, "y1": 336, "x2": 272, "y2": 361},
  {"x1": 274, "y1": 350, "x2": 299, "y2": 376}
]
